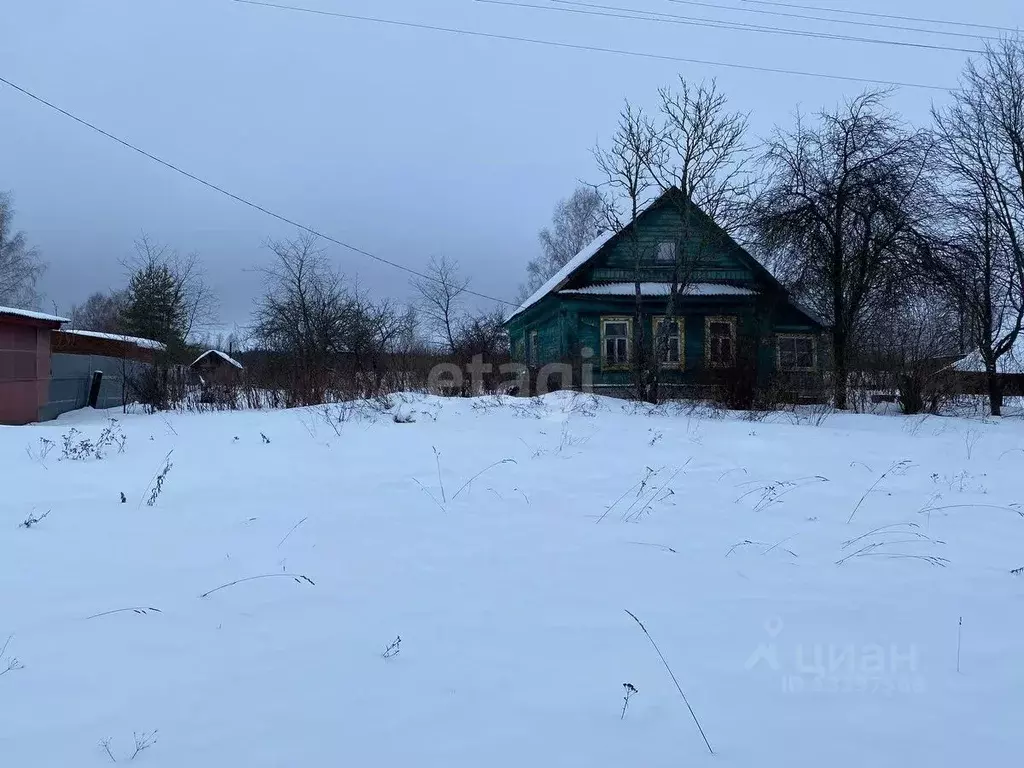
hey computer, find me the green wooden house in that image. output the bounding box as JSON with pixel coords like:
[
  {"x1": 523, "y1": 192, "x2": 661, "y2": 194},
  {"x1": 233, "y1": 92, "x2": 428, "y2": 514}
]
[{"x1": 505, "y1": 188, "x2": 824, "y2": 399}]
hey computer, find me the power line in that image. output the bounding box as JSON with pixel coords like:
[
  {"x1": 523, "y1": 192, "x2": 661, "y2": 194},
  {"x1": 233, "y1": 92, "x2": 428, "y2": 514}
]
[
  {"x1": 740, "y1": 0, "x2": 1022, "y2": 34},
  {"x1": 0, "y1": 74, "x2": 518, "y2": 307},
  {"x1": 233, "y1": 0, "x2": 949, "y2": 90},
  {"x1": 531, "y1": 0, "x2": 982, "y2": 54},
  {"x1": 665, "y1": 0, "x2": 1002, "y2": 42}
]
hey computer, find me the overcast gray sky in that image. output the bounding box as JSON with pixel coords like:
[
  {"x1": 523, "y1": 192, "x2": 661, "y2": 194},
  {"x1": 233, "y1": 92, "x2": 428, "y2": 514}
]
[{"x1": 1, "y1": 0, "x2": 1018, "y2": 331}]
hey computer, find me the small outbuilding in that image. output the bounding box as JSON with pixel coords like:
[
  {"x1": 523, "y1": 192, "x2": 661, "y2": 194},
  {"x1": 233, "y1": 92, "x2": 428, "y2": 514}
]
[
  {"x1": 190, "y1": 349, "x2": 244, "y2": 384},
  {"x1": 0, "y1": 305, "x2": 68, "y2": 425}
]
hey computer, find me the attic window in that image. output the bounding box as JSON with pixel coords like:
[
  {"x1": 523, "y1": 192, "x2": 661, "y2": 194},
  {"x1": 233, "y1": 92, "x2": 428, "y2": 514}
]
[{"x1": 656, "y1": 241, "x2": 676, "y2": 264}]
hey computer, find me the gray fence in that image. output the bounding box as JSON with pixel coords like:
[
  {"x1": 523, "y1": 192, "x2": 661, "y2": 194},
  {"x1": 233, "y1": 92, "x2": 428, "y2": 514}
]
[{"x1": 41, "y1": 353, "x2": 152, "y2": 421}]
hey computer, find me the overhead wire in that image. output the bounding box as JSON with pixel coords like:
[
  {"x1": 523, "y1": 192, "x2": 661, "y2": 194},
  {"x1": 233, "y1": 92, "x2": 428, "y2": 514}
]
[
  {"x1": 0, "y1": 74, "x2": 519, "y2": 307},
  {"x1": 665, "y1": 0, "x2": 1002, "y2": 42},
  {"x1": 526, "y1": 0, "x2": 983, "y2": 53},
  {"x1": 233, "y1": 0, "x2": 950, "y2": 89},
  {"x1": 738, "y1": 0, "x2": 1022, "y2": 35}
]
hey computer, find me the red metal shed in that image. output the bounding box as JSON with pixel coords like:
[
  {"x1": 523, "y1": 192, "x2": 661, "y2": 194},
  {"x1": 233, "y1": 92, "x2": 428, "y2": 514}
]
[{"x1": 0, "y1": 306, "x2": 67, "y2": 425}]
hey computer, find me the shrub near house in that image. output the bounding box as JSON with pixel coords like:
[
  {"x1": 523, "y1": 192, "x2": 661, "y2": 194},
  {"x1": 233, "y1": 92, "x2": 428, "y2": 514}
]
[{"x1": 505, "y1": 188, "x2": 823, "y2": 402}]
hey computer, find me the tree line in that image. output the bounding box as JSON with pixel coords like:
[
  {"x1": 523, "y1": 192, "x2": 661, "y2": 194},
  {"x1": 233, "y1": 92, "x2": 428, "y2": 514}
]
[
  {"x1": 3, "y1": 39, "x2": 1022, "y2": 414},
  {"x1": 521, "y1": 39, "x2": 1024, "y2": 416}
]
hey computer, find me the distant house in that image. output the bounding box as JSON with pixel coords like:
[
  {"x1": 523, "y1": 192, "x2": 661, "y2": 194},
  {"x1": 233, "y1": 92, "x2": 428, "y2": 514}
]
[
  {"x1": 0, "y1": 306, "x2": 68, "y2": 425},
  {"x1": 505, "y1": 188, "x2": 823, "y2": 399},
  {"x1": 191, "y1": 349, "x2": 244, "y2": 384},
  {"x1": 950, "y1": 334, "x2": 1024, "y2": 396}
]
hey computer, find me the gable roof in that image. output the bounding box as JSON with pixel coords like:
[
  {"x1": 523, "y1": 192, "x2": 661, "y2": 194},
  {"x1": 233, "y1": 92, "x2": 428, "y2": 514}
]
[
  {"x1": 510, "y1": 193, "x2": 663, "y2": 322},
  {"x1": 506, "y1": 188, "x2": 804, "y2": 324},
  {"x1": 191, "y1": 349, "x2": 244, "y2": 370}
]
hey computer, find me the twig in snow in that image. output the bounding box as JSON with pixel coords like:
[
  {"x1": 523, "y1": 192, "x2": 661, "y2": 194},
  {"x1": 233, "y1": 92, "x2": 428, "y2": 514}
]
[
  {"x1": 1, "y1": 634, "x2": 23, "y2": 677},
  {"x1": 433, "y1": 446, "x2": 446, "y2": 504},
  {"x1": 623, "y1": 609, "x2": 713, "y2": 755},
  {"x1": 138, "y1": 451, "x2": 174, "y2": 510},
  {"x1": 717, "y1": 467, "x2": 747, "y2": 482},
  {"x1": 382, "y1": 635, "x2": 401, "y2": 659},
  {"x1": 596, "y1": 476, "x2": 647, "y2": 524},
  {"x1": 412, "y1": 477, "x2": 446, "y2": 512},
  {"x1": 199, "y1": 573, "x2": 315, "y2": 599},
  {"x1": 277, "y1": 516, "x2": 309, "y2": 548},
  {"x1": 451, "y1": 458, "x2": 517, "y2": 501},
  {"x1": 130, "y1": 731, "x2": 158, "y2": 760},
  {"x1": 627, "y1": 541, "x2": 677, "y2": 553},
  {"x1": 85, "y1": 607, "x2": 162, "y2": 620},
  {"x1": 761, "y1": 534, "x2": 799, "y2": 557},
  {"x1": 621, "y1": 682, "x2": 638, "y2": 719},
  {"x1": 19, "y1": 509, "x2": 51, "y2": 528},
  {"x1": 99, "y1": 738, "x2": 117, "y2": 763},
  {"x1": 957, "y1": 616, "x2": 962, "y2": 673},
  {"x1": 841, "y1": 522, "x2": 921, "y2": 549},
  {"x1": 847, "y1": 460, "x2": 912, "y2": 524},
  {"x1": 917, "y1": 503, "x2": 1024, "y2": 518}
]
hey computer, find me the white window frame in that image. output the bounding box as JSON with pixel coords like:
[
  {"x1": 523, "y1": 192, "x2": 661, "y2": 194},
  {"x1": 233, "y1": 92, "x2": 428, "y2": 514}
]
[
  {"x1": 776, "y1": 333, "x2": 817, "y2": 372},
  {"x1": 655, "y1": 241, "x2": 676, "y2": 264},
  {"x1": 600, "y1": 316, "x2": 632, "y2": 370},
  {"x1": 653, "y1": 316, "x2": 684, "y2": 370},
  {"x1": 705, "y1": 315, "x2": 737, "y2": 369}
]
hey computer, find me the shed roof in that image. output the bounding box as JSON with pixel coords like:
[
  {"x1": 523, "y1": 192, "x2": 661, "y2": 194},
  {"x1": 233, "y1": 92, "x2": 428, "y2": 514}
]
[
  {"x1": 61, "y1": 329, "x2": 166, "y2": 351},
  {"x1": 191, "y1": 349, "x2": 244, "y2": 370},
  {"x1": 0, "y1": 305, "x2": 69, "y2": 324}
]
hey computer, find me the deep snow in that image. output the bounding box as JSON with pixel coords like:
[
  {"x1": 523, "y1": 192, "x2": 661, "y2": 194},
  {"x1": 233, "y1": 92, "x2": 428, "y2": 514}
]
[{"x1": 2, "y1": 393, "x2": 1023, "y2": 766}]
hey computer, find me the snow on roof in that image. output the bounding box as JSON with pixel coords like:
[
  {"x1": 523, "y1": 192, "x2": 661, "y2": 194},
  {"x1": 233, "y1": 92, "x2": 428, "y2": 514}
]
[
  {"x1": 61, "y1": 329, "x2": 166, "y2": 351},
  {"x1": 952, "y1": 337, "x2": 1024, "y2": 375},
  {"x1": 559, "y1": 282, "x2": 757, "y2": 297},
  {"x1": 191, "y1": 349, "x2": 244, "y2": 369},
  {"x1": 0, "y1": 305, "x2": 69, "y2": 324},
  {"x1": 510, "y1": 193, "x2": 668, "y2": 321}
]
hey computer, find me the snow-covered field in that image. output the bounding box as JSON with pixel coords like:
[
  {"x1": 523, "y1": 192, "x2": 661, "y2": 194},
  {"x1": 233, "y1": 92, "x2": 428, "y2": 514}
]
[{"x1": 2, "y1": 393, "x2": 1023, "y2": 767}]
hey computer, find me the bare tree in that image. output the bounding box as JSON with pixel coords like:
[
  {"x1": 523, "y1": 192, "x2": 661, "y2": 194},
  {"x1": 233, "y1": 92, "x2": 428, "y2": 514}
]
[
  {"x1": 653, "y1": 78, "x2": 752, "y2": 229},
  {"x1": 0, "y1": 192, "x2": 46, "y2": 308},
  {"x1": 411, "y1": 255, "x2": 469, "y2": 354},
  {"x1": 752, "y1": 90, "x2": 934, "y2": 409},
  {"x1": 523, "y1": 186, "x2": 607, "y2": 296},
  {"x1": 70, "y1": 290, "x2": 127, "y2": 333},
  {"x1": 251, "y1": 233, "x2": 349, "y2": 404},
  {"x1": 594, "y1": 101, "x2": 663, "y2": 401},
  {"x1": 648, "y1": 79, "x2": 752, "y2": 401},
  {"x1": 930, "y1": 39, "x2": 1024, "y2": 415}
]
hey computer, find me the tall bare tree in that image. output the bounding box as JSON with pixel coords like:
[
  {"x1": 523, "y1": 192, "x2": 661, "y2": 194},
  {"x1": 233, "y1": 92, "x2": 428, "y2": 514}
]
[
  {"x1": 523, "y1": 186, "x2": 607, "y2": 297},
  {"x1": 411, "y1": 255, "x2": 469, "y2": 355},
  {"x1": 70, "y1": 290, "x2": 128, "y2": 333},
  {"x1": 648, "y1": 79, "x2": 751, "y2": 401},
  {"x1": 594, "y1": 101, "x2": 663, "y2": 401},
  {"x1": 752, "y1": 90, "x2": 934, "y2": 409},
  {"x1": 251, "y1": 233, "x2": 350, "y2": 403},
  {"x1": 931, "y1": 39, "x2": 1024, "y2": 415},
  {"x1": 0, "y1": 192, "x2": 45, "y2": 308}
]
